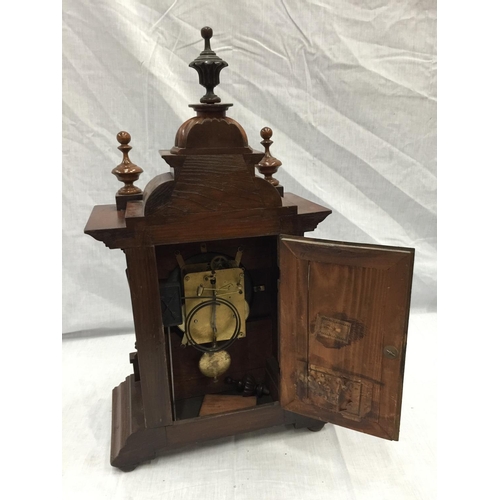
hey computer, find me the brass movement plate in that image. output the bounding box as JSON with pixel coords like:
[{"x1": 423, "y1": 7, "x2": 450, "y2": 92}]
[{"x1": 180, "y1": 267, "x2": 247, "y2": 345}]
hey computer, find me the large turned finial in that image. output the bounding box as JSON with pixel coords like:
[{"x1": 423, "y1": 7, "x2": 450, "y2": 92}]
[
  {"x1": 112, "y1": 131, "x2": 143, "y2": 196},
  {"x1": 189, "y1": 27, "x2": 228, "y2": 104},
  {"x1": 256, "y1": 127, "x2": 282, "y2": 187}
]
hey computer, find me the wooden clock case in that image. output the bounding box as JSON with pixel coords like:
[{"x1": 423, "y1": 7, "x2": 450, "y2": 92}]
[{"x1": 84, "y1": 28, "x2": 414, "y2": 472}]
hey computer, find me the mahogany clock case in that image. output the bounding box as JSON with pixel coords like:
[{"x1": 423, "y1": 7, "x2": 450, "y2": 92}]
[
  {"x1": 82, "y1": 27, "x2": 415, "y2": 472},
  {"x1": 63, "y1": 3, "x2": 437, "y2": 495},
  {"x1": 85, "y1": 201, "x2": 413, "y2": 472}
]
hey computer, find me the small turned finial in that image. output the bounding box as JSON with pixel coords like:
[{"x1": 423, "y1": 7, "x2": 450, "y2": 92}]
[
  {"x1": 111, "y1": 131, "x2": 143, "y2": 196},
  {"x1": 256, "y1": 127, "x2": 282, "y2": 187},
  {"x1": 189, "y1": 26, "x2": 228, "y2": 104}
]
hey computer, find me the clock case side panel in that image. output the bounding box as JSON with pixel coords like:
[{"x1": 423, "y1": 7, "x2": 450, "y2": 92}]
[
  {"x1": 124, "y1": 246, "x2": 174, "y2": 428},
  {"x1": 278, "y1": 235, "x2": 414, "y2": 440}
]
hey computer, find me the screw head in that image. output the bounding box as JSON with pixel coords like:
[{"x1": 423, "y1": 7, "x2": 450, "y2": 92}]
[{"x1": 383, "y1": 346, "x2": 399, "y2": 359}]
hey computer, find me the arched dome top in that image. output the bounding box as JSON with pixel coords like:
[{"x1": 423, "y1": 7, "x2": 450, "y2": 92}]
[{"x1": 170, "y1": 104, "x2": 253, "y2": 155}]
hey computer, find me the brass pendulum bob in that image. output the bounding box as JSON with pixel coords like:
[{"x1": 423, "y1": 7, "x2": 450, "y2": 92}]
[{"x1": 199, "y1": 349, "x2": 231, "y2": 382}]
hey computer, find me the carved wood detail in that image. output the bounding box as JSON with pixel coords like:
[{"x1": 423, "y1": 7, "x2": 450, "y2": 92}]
[
  {"x1": 144, "y1": 154, "x2": 282, "y2": 217},
  {"x1": 279, "y1": 235, "x2": 414, "y2": 440},
  {"x1": 83, "y1": 25, "x2": 414, "y2": 474}
]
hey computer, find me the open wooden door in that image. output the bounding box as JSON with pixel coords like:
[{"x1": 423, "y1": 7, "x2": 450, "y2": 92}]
[{"x1": 279, "y1": 235, "x2": 414, "y2": 440}]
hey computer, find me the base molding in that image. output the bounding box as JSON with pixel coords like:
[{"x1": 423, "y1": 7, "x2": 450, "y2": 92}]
[
  {"x1": 110, "y1": 375, "x2": 326, "y2": 471},
  {"x1": 110, "y1": 376, "x2": 166, "y2": 472}
]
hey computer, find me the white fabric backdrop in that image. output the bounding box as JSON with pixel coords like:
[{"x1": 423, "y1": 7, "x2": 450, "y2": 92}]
[
  {"x1": 63, "y1": 0, "x2": 436, "y2": 335},
  {"x1": 63, "y1": 312, "x2": 436, "y2": 500},
  {"x1": 62, "y1": 2, "x2": 436, "y2": 498}
]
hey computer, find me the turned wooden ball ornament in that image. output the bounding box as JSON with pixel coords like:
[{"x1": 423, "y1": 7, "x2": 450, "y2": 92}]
[
  {"x1": 111, "y1": 131, "x2": 143, "y2": 196},
  {"x1": 256, "y1": 127, "x2": 282, "y2": 187}
]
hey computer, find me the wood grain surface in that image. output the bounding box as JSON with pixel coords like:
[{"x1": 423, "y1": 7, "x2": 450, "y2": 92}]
[{"x1": 279, "y1": 235, "x2": 414, "y2": 440}]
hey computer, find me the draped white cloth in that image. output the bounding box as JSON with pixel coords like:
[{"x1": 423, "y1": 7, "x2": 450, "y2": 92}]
[
  {"x1": 62, "y1": 1, "x2": 436, "y2": 497},
  {"x1": 62, "y1": 312, "x2": 436, "y2": 499},
  {"x1": 63, "y1": 0, "x2": 436, "y2": 335}
]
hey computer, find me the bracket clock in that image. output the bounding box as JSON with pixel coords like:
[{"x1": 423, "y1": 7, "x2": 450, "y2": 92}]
[{"x1": 84, "y1": 27, "x2": 414, "y2": 472}]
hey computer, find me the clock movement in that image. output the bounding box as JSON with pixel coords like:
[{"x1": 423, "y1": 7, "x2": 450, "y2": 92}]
[{"x1": 84, "y1": 27, "x2": 414, "y2": 472}]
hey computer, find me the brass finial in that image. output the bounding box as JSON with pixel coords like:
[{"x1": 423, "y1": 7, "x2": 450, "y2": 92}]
[
  {"x1": 111, "y1": 131, "x2": 143, "y2": 195},
  {"x1": 189, "y1": 27, "x2": 228, "y2": 104},
  {"x1": 256, "y1": 127, "x2": 282, "y2": 187}
]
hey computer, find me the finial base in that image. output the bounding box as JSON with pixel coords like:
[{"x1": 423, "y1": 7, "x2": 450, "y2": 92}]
[
  {"x1": 115, "y1": 192, "x2": 143, "y2": 211},
  {"x1": 188, "y1": 103, "x2": 233, "y2": 117}
]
